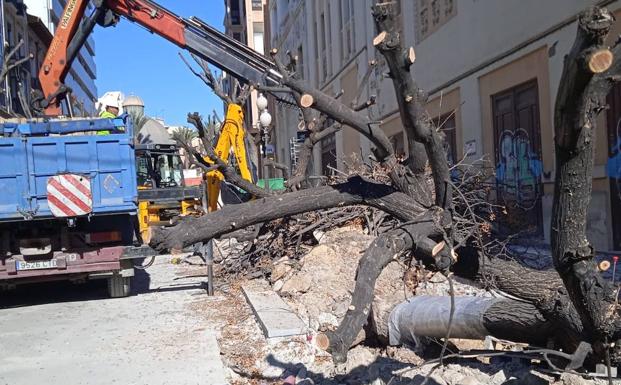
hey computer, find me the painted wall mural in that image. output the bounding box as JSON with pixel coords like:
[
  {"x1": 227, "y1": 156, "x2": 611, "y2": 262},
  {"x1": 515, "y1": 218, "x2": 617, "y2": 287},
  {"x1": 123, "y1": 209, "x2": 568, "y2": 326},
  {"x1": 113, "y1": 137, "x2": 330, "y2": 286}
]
[{"x1": 496, "y1": 128, "x2": 543, "y2": 211}]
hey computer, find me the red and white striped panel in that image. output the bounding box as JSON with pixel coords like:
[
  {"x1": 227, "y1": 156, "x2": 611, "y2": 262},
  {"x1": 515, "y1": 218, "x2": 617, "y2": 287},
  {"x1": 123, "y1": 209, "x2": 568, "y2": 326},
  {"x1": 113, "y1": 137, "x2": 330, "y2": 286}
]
[{"x1": 46, "y1": 174, "x2": 93, "y2": 217}]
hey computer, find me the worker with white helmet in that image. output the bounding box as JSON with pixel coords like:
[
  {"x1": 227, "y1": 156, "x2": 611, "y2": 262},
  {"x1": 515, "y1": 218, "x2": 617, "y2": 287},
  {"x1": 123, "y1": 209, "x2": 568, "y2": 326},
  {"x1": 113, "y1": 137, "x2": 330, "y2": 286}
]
[{"x1": 96, "y1": 92, "x2": 125, "y2": 135}]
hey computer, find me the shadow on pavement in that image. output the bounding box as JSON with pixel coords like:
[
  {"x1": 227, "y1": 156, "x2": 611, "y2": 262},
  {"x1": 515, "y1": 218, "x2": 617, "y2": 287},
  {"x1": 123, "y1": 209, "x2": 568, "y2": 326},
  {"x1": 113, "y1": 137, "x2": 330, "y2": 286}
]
[
  {"x1": 0, "y1": 264, "x2": 153, "y2": 309},
  {"x1": 261, "y1": 354, "x2": 415, "y2": 385}
]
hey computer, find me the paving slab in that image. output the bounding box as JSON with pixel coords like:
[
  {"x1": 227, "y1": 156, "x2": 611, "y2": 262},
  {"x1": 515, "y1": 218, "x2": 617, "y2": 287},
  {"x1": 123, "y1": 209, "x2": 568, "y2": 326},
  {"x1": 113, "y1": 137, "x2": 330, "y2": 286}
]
[{"x1": 242, "y1": 282, "x2": 307, "y2": 338}]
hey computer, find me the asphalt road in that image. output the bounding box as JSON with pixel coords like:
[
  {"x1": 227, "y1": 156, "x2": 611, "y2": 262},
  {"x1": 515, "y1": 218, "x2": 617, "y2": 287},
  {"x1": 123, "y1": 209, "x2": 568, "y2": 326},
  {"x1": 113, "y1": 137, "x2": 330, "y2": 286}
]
[{"x1": 0, "y1": 258, "x2": 228, "y2": 385}]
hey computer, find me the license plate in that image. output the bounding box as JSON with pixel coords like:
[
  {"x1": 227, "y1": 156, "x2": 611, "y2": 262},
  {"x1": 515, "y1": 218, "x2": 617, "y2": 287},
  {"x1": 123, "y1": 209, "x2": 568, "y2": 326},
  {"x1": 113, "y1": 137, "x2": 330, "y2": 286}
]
[{"x1": 16, "y1": 259, "x2": 58, "y2": 271}]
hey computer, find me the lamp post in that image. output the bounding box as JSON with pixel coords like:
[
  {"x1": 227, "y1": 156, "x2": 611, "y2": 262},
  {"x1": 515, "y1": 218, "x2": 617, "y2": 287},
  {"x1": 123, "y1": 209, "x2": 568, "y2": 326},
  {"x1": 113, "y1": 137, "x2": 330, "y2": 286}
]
[{"x1": 256, "y1": 93, "x2": 272, "y2": 192}]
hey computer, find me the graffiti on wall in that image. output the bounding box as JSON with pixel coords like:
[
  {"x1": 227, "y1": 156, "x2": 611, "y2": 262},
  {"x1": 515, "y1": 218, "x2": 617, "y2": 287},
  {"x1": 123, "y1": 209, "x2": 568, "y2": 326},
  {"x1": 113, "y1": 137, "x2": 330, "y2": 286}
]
[
  {"x1": 608, "y1": 118, "x2": 621, "y2": 186},
  {"x1": 496, "y1": 128, "x2": 543, "y2": 211}
]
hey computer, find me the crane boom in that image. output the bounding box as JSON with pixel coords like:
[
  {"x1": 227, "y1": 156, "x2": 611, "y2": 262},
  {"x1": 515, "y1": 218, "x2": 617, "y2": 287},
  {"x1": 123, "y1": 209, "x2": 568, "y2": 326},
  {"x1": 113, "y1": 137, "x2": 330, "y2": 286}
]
[{"x1": 38, "y1": 0, "x2": 282, "y2": 115}]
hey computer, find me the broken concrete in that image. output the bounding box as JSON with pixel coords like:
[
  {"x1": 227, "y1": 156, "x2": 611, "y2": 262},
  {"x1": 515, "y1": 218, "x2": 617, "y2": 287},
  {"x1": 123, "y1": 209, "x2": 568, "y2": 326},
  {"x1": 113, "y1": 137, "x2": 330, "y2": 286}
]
[{"x1": 242, "y1": 281, "x2": 307, "y2": 338}]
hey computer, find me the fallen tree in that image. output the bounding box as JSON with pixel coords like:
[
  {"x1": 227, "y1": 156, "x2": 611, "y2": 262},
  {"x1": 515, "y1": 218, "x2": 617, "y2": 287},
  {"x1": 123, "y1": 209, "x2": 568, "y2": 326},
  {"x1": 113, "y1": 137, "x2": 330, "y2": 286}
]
[{"x1": 152, "y1": 3, "x2": 621, "y2": 369}]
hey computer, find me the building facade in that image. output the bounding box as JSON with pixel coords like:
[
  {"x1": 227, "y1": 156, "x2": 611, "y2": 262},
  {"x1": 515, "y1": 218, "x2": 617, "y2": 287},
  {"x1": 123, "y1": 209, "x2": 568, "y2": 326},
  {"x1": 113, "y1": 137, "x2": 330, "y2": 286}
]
[
  {"x1": 0, "y1": 0, "x2": 30, "y2": 116},
  {"x1": 223, "y1": 0, "x2": 266, "y2": 134},
  {"x1": 267, "y1": 0, "x2": 376, "y2": 176},
  {"x1": 24, "y1": 0, "x2": 97, "y2": 115},
  {"x1": 223, "y1": 0, "x2": 268, "y2": 178},
  {"x1": 267, "y1": 0, "x2": 621, "y2": 252}
]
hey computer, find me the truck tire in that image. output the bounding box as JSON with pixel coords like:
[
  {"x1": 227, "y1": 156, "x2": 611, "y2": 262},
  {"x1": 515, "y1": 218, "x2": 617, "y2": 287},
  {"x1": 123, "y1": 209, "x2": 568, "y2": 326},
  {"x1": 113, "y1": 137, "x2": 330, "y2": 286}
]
[{"x1": 108, "y1": 273, "x2": 131, "y2": 298}]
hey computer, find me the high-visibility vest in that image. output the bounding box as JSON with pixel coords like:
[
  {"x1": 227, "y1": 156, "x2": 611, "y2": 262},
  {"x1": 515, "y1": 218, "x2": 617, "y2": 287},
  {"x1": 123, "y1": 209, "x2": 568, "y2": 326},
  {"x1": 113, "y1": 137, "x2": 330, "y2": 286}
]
[{"x1": 97, "y1": 110, "x2": 120, "y2": 135}]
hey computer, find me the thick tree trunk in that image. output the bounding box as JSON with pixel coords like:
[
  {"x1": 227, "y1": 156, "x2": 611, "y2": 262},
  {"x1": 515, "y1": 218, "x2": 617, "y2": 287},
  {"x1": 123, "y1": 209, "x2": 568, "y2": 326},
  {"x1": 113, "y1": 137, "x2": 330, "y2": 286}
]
[
  {"x1": 149, "y1": 177, "x2": 425, "y2": 252},
  {"x1": 551, "y1": 6, "x2": 621, "y2": 359},
  {"x1": 477, "y1": 256, "x2": 584, "y2": 349},
  {"x1": 389, "y1": 296, "x2": 554, "y2": 348}
]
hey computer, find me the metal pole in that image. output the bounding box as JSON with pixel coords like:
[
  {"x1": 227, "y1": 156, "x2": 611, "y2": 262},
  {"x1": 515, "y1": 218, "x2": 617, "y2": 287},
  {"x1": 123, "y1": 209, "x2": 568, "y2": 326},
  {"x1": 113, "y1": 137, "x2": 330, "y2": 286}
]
[
  {"x1": 65, "y1": 93, "x2": 74, "y2": 118},
  {"x1": 263, "y1": 130, "x2": 270, "y2": 193},
  {"x1": 205, "y1": 239, "x2": 214, "y2": 296},
  {"x1": 263, "y1": 162, "x2": 270, "y2": 192}
]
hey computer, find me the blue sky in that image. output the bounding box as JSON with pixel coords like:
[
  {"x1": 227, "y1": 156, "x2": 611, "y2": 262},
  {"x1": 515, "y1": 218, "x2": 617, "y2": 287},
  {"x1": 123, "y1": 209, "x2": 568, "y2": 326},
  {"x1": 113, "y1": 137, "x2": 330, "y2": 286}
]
[{"x1": 94, "y1": 1, "x2": 225, "y2": 126}]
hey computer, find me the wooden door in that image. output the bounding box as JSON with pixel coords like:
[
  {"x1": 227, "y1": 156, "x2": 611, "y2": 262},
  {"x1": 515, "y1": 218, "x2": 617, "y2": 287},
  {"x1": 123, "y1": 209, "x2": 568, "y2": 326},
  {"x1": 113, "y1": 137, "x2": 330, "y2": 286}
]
[{"x1": 492, "y1": 80, "x2": 544, "y2": 237}]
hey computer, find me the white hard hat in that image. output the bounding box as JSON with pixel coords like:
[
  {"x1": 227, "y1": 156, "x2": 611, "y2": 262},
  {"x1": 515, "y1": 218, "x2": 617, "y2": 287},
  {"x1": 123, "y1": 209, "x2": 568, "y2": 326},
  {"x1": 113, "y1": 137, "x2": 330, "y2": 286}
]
[{"x1": 96, "y1": 91, "x2": 125, "y2": 114}]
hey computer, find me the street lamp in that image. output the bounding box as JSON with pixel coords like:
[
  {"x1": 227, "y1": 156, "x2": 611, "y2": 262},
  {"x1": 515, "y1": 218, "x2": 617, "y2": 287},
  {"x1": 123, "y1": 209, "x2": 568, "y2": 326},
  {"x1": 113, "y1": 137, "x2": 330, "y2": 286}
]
[
  {"x1": 259, "y1": 109, "x2": 272, "y2": 128},
  {"x1": 256, "y1": 93, "x2": 268, "y2": 111},
  {"x1": 257, "y1": 93, "x2": 272, "y2": 191}
]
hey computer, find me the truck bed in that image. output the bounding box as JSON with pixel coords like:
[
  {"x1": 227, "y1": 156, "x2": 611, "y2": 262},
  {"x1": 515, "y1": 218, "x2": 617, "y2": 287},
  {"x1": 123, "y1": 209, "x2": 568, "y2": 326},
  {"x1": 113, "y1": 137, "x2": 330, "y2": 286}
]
[{"x1": 0, "y1": 117, "x2": 137, "y2": 221}]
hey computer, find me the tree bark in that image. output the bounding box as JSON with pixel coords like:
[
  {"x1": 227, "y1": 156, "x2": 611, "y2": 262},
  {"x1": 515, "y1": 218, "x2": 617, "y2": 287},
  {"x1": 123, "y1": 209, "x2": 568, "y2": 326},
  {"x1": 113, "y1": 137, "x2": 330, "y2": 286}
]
[
  {"x1": 149, "y1": 177, "x2": 425, "y2": 252},
  {"x1": 551, "y1": 6, "x2": 621, "y2": 357},
  {"x1": 372, "y1": 3, "x2": 452, "y2": 210},
  {"x1": 478, "y1": 256, "x2": 584, "y2": 349}
]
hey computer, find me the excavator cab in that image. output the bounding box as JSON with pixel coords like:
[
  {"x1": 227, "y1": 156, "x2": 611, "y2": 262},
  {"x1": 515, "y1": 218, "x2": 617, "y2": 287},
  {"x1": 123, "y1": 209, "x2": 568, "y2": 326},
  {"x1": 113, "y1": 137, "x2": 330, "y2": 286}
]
[{"x1": 135, "y1": 144, "x2": 203, "y2": 243}]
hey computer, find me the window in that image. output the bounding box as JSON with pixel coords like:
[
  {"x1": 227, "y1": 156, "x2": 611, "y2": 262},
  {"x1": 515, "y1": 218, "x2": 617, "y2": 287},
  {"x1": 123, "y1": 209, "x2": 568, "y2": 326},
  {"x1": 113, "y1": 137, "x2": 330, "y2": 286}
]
[
  {"x1": 7, "y1": 23, "x2": 12, "y2": 47},
  {"x1": 253, "y1": 23, "x2": 264, "y2": 54},
  {"x1": 326, "y1": 3, "x2": 332, "y2": 76},
  {"x1": 252, "y1": 0, "x2": 262, "y2": 11},
  {"x1": 340, "y1": 0, "x2": 355, "y2": 62},
  {"x1": 230, "y1": 0, "x2": 241, "y2": 25},
  {"x1": 432, "y1": 114, "x2": 457, "y2": 166},
  {"x1": 297, "y1": 45, "x2": 304, "y2": 79},
  {"x1": 17, "y1": 33, "x2": 23, "y2": 57}
]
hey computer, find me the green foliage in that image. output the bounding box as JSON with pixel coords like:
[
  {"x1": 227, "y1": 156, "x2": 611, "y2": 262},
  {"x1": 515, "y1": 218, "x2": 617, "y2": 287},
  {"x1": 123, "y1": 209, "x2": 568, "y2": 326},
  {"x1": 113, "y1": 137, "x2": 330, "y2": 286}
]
[
  {"x1": 171, "y1": 126, "x2": 198, "y2": 146},
  {"x1": 129, "y1": 112, "x2": 150, "y2": 139}
]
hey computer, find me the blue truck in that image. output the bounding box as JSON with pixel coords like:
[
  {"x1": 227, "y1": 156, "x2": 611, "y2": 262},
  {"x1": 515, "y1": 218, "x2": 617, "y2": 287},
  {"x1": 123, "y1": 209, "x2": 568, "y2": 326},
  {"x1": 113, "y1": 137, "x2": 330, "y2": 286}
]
[{"x1": 0, "y1": 116, "x2": 145, "y2": 297}]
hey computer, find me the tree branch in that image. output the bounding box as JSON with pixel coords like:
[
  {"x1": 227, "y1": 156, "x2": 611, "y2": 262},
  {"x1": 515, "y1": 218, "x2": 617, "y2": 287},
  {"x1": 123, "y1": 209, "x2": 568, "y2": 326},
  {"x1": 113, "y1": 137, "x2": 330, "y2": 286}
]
[
  {"x1": 372, "y1": 3, "x2": 453, "y2": 209},
  {"x1": 150, "y1": 176, "x2": 425, "y2": 252},
  {"x1": 551, "y1": 6, "x2": 621, "y2": 356}
]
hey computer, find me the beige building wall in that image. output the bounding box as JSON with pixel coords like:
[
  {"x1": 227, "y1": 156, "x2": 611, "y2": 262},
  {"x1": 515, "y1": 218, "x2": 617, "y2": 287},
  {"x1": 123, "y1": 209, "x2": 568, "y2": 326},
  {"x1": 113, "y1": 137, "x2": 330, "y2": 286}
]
[
  {"x1": 397, "y1": 0, "x2": 620, "y2": 250},
  {"x1": 268, "y1": 0, "x2": 376, "y2": 174},
  {"x1": 266, "y1": 0, "x2": 621, "y2": 250}
]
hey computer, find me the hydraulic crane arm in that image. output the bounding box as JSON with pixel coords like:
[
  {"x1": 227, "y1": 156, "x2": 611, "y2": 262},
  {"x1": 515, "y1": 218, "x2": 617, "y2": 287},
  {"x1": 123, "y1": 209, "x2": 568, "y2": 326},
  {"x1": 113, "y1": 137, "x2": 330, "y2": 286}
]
[{"x1": 38, "y1": 0, "x2": 282, "y2": 115}]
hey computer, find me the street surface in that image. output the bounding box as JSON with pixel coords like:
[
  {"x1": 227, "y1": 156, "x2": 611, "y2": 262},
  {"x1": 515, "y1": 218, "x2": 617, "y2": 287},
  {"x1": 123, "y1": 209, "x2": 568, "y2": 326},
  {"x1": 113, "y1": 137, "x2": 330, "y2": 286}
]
[{"x1": 0, "y1": 258, "x2": 228, "y2": 385}]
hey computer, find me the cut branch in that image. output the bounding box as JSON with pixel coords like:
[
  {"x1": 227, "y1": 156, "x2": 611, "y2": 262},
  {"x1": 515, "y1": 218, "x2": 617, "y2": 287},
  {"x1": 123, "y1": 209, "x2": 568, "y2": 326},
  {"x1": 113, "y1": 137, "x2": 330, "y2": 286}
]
[{"x1": 372, "y1": 3, "x2": 453, "y2": 209}]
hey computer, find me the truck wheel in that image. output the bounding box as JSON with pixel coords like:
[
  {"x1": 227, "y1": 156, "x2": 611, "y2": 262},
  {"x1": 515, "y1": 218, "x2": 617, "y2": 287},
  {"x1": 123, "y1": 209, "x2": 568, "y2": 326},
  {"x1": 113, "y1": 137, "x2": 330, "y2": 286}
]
[{"x1": 108, "y1": 273, "x2": 131, "y2": 298}]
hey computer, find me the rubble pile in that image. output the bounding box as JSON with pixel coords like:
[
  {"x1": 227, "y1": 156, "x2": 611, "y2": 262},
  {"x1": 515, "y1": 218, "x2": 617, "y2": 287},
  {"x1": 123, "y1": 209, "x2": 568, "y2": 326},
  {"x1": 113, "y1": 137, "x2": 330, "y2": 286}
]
[
  {"x1": 193, "y1": 226, "x2": 611, "y2": 385},
  {"x1": 213, "y1": 206, "x2": 396, "y2": 280}
]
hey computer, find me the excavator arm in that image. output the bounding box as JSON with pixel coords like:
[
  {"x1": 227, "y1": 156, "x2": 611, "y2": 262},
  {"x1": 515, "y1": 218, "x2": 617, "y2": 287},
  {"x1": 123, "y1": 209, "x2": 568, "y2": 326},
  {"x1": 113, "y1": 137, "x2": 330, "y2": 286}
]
[{"x1": 38, "y1": 0, "x2": 282, "y2": 115}]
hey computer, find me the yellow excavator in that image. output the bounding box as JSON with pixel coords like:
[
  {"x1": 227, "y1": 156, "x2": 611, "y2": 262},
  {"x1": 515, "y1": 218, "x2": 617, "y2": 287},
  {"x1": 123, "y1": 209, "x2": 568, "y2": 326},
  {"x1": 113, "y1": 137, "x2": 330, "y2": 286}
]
[
  {"x1": 135, "y1": 142, "x2": 204, "y2": 242},
  {"x1": 203, "y1": 103, "x2": 254, "y2": 212}
]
